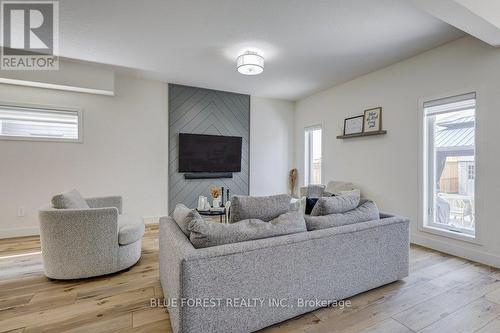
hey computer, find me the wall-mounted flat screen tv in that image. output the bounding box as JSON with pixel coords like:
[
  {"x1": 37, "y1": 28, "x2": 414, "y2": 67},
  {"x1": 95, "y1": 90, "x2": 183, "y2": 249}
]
[{"x1": 178, "y1": 133, "x2": 242, "y2": 173}]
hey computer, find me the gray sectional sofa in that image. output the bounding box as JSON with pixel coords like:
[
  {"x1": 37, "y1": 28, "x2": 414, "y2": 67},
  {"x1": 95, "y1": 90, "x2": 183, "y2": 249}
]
[{"x1": 159, "y1": 206, "x2": 409, "y2": 333}]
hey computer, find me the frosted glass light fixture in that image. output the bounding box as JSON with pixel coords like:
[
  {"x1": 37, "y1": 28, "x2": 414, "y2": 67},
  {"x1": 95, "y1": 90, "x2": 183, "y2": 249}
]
[{"x1": 236, "y1": 51, "x2": 264, "y2": 75}]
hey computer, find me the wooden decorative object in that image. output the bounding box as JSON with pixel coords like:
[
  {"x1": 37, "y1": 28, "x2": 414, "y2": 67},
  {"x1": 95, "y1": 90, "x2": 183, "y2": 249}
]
[
  {"x1": 289, "y1": 168, "x2": 298, "y2": 198},
  {"x1": 336, "y1": 130, "x2": 387, "y2": 139}
]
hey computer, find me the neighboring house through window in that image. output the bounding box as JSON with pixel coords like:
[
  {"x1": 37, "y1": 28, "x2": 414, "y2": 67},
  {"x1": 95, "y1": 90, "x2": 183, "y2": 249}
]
[{"x1": 423, "y1": 92, "x2": 476, "y2": 237}]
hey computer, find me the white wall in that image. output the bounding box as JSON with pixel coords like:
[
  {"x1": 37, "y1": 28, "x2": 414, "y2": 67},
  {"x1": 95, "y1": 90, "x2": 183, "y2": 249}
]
[
  {"x1": 250, "y1": 96, "x2": 294, "y2": 196},
  {"x1": 0, "y1": 73, "x2": 168, "y2": 238},
  {"x1": 294, "y1": 37, "x2": 500, "y2": 267},
  {"x1": 0, "y1": 72, "x2": 296, "y2": 238}
]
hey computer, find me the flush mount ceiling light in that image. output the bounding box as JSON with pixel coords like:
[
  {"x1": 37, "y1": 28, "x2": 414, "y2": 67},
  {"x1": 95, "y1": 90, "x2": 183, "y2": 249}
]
[{"x1": 236, "y1": 51, "x2": 264, "y2": 75}]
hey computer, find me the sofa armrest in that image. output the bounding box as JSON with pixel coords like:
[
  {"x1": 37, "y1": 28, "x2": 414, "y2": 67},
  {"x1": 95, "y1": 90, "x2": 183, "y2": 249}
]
[
  {"x1": 86, "y1": 196, "x2": 122, "y2": 214},
  {"x1": 39, "y1": 207, "x2": 120, "y2": 278},
  {"x1": 39, "y1": 207, "x2": 119, "y2": 246},
  {"x1": 159, "y1": 217, "x2": 197, "y2": 289},
  {"x1": 159, "y1": 217, "x2": 197, "y2": 333}
]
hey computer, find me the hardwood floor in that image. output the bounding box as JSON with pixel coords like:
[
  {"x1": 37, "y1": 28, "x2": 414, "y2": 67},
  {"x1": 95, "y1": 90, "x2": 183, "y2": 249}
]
[{"x1": 1, "y1": 226, "x2": 500, "y2": 333}]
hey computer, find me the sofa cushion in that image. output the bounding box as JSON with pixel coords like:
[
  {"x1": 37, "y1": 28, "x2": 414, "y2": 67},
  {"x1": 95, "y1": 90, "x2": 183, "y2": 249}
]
[
  {"x1": 305, "y1": 200, "x2": 380, "y2": 231},
  {"x1": 51, "y1": 189, "x2": 90, "y2": 209},
  {"x1": 189, "y1": 211, "x2": 307, "y2": 248},
  {"x1": 310, "y1": 192, "x2": 360, "y2": 216},
  {"x1": 230, "y1": 194, "x2": 291, "y2": 223},
  {"x1": 173, "y1": 203, "x2": 201, "y2": 237},
  {"x1": 118, "y1": 214, "x2": 145, "y2": 245}
]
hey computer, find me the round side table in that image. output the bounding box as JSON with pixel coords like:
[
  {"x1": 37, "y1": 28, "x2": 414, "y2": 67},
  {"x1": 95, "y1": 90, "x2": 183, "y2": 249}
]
[{"x1": 196, "y1": 208, "x2": 227, "y2": 223}]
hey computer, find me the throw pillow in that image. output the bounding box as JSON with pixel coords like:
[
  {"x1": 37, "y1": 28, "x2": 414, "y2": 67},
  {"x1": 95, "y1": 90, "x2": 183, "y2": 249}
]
[
  {"x1": 299, "y1": 196, "x2": 307, "y2": 214},
  {"x1": 325, "y1": 181, "x2": 356, "y2": 195},
  {"x1": 172, "y1": 204, "x2": 202, "y2": 237},
  {"x1": 188, "y1": 210, "x2": 307, "y2": 248},
  {"x1": 305, "y1": 200, "x2": 380, "y2": 231},
  {"x1": 290, "y1": 197, "x2": 307, "y2": 217},
  {"x1": 290, "y1": 198, "x2": 300, "y2": 211},
  {"x1": 310, "y1": 192, "x2": 361, "y2": 216},
  {"x1": 51, "y1": 189, "x2": 90, "y2": 209},
  {"x1": 306, "y1": 184, "x2": 326, "y2": 198},
  {"x1": 230, "y1": 194, "x2": 291, "y2": 223},
  {"x1": 305, "y1": 197, "x2": 319, "y2": 215},
  {"x1": 338, "y1": 189, "x2": 361, "y2": 197}
]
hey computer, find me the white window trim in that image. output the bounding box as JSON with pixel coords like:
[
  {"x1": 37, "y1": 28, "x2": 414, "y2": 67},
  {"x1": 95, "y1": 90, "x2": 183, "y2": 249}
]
[
  {"x1": 418, "y1": 89, "x2": 483, "y2": 245},
  {"x1": 304, "y1": 124, "x2": 323, "y2": 186},
  {"x1": 0, "y1": 101, "x2": 83, "y2": 143}
]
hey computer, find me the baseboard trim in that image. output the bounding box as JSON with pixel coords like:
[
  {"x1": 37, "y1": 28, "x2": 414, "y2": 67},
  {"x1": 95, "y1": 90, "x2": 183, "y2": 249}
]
[
  {"x1": 411, "y1": 233, "x2": 500, "y2": 268},
  {"x1": 0, "y1": 226, "x2": 39, "y2": 239}
]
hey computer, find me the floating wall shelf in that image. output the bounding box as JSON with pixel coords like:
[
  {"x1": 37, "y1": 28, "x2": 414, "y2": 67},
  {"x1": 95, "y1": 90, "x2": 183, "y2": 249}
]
[{"x1": 336, "y1": 130, "x2": 387, "y2": 139}]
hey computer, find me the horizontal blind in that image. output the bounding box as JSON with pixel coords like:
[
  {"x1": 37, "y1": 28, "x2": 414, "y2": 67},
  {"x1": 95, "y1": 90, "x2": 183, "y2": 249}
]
[
  {"x1": 0, "y1": 105, "x2": 79, "y2": 140},
  {"x1": 424, "y1": 92, "x2": 476, "y2": 116}
]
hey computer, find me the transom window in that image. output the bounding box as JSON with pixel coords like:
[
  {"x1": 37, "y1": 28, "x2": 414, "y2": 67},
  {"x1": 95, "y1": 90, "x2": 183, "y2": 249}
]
[
  {"x1": 423, "y1": 92, "x2": 476, "y2": 236},
  {"x1": 304, "y1": 126, "x2": 322, "y2": 186},
  {"x1": 0, "y1": 103, "x2": 81, "y2": 142}
]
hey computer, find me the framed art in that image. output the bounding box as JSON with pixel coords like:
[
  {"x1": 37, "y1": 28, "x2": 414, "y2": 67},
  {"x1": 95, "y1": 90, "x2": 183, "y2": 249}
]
[
  {"x1": 363, "y1": 107, "x2": 382, "y2": 132},
  {"x1": 343, "y1": 115, "x2": 364, "y2": 135}
]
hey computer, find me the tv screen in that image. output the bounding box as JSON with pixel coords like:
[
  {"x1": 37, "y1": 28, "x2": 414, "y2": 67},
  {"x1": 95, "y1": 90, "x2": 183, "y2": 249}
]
[{"x1": 178, "y1": 133, "x2": 242, "y2": 173}]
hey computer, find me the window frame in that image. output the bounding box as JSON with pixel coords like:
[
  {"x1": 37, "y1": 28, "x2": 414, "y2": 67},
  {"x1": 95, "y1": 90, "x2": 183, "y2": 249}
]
[
  {"x1": 0, "y1": 101, "x2": 83, "y2": 143},
  {"x1": 304, "y1": 125, "x2": 322, "y2": 186},
  {"x1": 419, "y1": 90, "x2": 481, "y2": 244},
  {"x1": 468, "y1": 165, "x2": 475, "y2": 180}
]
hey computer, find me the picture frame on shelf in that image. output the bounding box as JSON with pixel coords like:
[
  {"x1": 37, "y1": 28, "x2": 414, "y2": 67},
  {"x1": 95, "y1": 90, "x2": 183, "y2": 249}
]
[
  {"x1": 363, "y1": 107, "x2": 382, "y2": 132},
  {"x1": 343, "y1": 115, "x2": 364, "y2": 135}
]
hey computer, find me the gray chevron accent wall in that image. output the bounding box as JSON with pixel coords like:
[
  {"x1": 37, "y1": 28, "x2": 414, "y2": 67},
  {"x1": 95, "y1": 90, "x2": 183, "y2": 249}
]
[{"x1": 168, "y1": 84, "x2": 250, "y2": 213}]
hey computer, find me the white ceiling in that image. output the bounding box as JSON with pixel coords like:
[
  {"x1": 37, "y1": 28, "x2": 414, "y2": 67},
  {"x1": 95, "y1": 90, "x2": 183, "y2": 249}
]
[
  {"x1": 57, "y1": 0, "x2": 463, "y2": 100},
  {"x1": 456, "y1": 0, "x2": 500, "y2": 29},
  {"x1": 412, "y1": 0, "x2": 500, "y2": 47}
]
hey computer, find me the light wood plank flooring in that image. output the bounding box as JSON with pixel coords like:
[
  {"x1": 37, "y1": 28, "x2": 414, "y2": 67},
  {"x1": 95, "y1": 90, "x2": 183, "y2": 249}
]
[{"x1": 1, "y1": 225, "x2": 500, "y2": 333}]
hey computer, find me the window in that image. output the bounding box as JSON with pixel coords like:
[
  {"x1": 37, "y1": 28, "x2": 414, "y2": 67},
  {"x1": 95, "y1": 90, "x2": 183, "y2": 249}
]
[
  {"x1": 304, "y1": 126, "x2": 322, "y2": 186},
  {"x1": 468, "y1": 165, "x2": 475, "y2": 180},
  {"x1": 423, "y1": 92, "x2": 475, "y2": 236},
  {"x1": 0, "y1": 103, "x2": 81, "y2": 142}
]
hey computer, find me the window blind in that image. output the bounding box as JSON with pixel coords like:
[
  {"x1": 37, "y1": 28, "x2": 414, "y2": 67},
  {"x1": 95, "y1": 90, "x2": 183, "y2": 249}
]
[
  {"x1": 424, "y1": 92, "x2": 476, "y2": 116},
  {"x1": 0, "y1": 105, "x2": 80, "y2": 141}
]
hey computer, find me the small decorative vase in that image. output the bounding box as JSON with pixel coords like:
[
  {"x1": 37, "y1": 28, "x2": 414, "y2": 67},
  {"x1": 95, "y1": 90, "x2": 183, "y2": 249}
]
[{"x1": 212, "y1": 197, "x2": 221, "y2": 208}]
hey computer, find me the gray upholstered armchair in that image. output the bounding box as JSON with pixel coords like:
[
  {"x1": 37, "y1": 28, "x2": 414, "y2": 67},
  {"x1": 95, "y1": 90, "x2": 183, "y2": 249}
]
[{"x1": 39, "y1": 191, "x2": 144, "y2": 280}]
